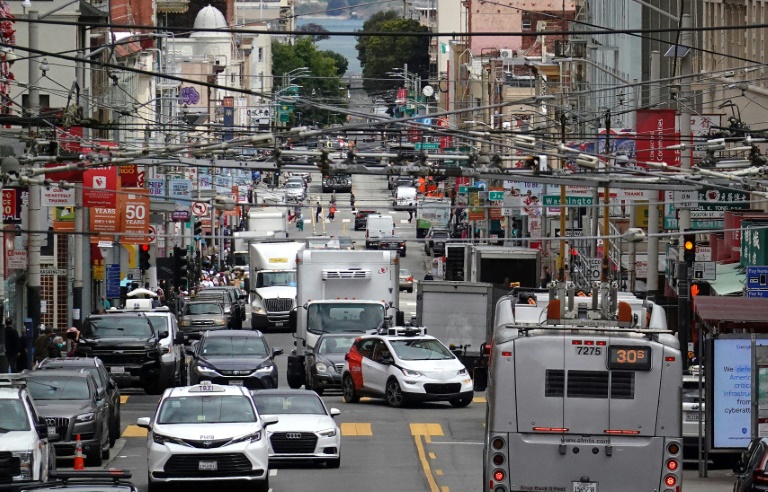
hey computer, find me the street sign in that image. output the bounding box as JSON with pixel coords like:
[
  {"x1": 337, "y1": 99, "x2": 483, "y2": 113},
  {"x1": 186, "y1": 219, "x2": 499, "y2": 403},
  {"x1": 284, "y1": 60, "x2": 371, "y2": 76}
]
[
  {"x1": 459, "y1": 186, "x2": 469, "y2": 194},
  {"x1": 748, "y1": 290, "x2": 768, "y2": 298},
  {"x1": 192, "y1": 202, "x2": 208, "y2": 216},
  {"x1": 414, "y1": 142, "x2": 439, "y2": 151},
  {"x1": 693, "y1": 261, "x2": 716, "y2": 281},
  {"x1": 147, "y1": 225, "x2": 157, "y2": 244},
  {"x1": 673, "y1": 190, "x2": 699, "y2": 209},
  {"x1": 543, "y1": 196, "x2": 594, "y2": 206},
  {"x1": 695, "y1": 246, "x2": 712, "y2": 262},
  {"x1": 106, "y1": 264, "x2": 121, "y2": 298},
  {"x1": 488, "y1": 191, "x2": 504, "y2": 201},
  {"x1": 587, "y1": 258, "x2": 602, "y2": 280},
  {"x1": 172, "y1": 211, "x2": 190, "y2": 222},
  {"x1": 747, "y1": 266, "x2": 768, "y2": 289}
]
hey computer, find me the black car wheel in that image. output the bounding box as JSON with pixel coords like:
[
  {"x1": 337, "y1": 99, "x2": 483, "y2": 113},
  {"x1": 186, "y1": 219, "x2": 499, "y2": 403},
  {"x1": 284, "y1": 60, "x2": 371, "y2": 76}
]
[
  {"x1": 386, "y1": 378, "x2": 406, "y2": 408},
  {"x1": 342, "y1": 375, "x2": 360, "y2": 403}
]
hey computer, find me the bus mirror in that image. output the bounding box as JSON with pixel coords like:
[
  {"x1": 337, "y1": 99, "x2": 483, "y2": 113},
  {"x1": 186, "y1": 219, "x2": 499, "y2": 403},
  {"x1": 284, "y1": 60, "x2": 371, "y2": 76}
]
[{"x1": 289, "y1": 309, "x2": 297, "y2": 332}]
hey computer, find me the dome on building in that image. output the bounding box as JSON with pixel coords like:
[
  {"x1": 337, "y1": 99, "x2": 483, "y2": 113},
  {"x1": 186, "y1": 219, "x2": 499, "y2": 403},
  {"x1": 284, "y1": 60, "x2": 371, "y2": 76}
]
[{"x1": 191, "y1": 5, "x2": 228, "y2": 37}]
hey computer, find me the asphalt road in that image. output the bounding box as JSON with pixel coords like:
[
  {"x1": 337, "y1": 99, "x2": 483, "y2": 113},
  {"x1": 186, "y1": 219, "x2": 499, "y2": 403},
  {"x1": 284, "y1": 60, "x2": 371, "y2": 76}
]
[{"x1": 93, "y1": 171, "x2": 736, "y2": 491}]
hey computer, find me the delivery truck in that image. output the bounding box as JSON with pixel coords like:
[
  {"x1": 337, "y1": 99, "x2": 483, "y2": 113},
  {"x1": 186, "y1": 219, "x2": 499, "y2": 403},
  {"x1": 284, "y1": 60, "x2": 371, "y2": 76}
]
[{"x1": 249, "y1": 241, "x2": 305, "y2": 330}]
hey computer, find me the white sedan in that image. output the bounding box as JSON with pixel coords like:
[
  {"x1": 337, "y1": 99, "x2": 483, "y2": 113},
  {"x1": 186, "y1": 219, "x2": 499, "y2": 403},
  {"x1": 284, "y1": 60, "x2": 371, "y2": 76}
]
[
  {"x1": 137, "y1": 382, "x2": 277, "y2": 492},
  {"x1": 251, "y1": 389, "x2": 341, "y2": 468}
]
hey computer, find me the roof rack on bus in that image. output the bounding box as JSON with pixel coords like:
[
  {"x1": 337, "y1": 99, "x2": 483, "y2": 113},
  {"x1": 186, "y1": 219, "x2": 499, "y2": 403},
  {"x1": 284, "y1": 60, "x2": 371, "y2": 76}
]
[{"x1": 543, "y1": 281, "x2": 650, "y2": 330}]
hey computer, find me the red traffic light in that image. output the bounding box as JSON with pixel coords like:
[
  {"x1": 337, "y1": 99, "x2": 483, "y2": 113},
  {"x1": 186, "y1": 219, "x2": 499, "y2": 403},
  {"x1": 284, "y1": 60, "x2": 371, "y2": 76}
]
[{"x1": 140, "y1": 244, "x2": 150, "y2": 252}]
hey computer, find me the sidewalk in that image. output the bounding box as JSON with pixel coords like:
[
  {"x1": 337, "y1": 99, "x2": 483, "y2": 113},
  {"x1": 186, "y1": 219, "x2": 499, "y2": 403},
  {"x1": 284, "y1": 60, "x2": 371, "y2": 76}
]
[{"x1": 683, "y1": 466, "x2": 733, "y2": 491}]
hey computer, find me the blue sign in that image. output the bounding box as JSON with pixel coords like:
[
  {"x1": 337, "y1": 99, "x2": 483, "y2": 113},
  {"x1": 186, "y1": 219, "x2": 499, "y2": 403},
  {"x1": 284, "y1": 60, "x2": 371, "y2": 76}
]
[
  {"x1": 106, "y1": 264, "x2": 121, "y2": 299},
  {"x1": 746, "y1": 266, "x2": 768, "y2": 289},
  {"x1": 747, "y1": 290, "x2": 768, "y2": 298},
  {"x1": 474, "y1": 181, "x2": 487, "y2": 190}
]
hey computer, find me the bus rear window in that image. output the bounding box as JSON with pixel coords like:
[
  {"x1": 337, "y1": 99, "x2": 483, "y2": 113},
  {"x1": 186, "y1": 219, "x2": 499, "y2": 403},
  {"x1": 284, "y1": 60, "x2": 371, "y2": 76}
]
[{"x1": 544, "y1": 370, "x2": 635, "y2": 400}]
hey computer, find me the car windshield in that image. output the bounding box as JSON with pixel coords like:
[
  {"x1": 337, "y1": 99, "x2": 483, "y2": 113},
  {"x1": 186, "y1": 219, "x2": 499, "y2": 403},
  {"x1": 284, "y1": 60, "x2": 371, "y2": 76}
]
[
  {"x1": 83, "y1": 317, "x2": 153, "y2": 338},
  {"x1": 318, "y1": 336, "x2": 357, "y2": 355},
  {"x1": 389, "y1": 339, "x2": 454, "y2": 361},
  {"x1": 185, "y1": 303, "x2": 222, "y2": 315},
  {"x1": 233, "y1": 253, "x2": 249, "y2": 266},
  {"x1": 201, "y1": 337, "x2": 268, "y2": 357},
  {"x1": 196, "y1": 294, "x2": 229, "y2": 306},
  {"x1": 157, "y1": 396, "x2": 256, "y2": 424},
  {"x1": 27, "y1": 377, "x2": 91, "y2": 400},
  {"x1": 252, "y1": 394, "x2": 326, "y2": 415},
  {"x1": 306, "y1": 303, "x2": 385, "y2": 334},
  {"x1": 145, "y1": 315, "x2": 169, "y2": 334},
  {"x1": 257, "y1": 271, "x2": 297, "y2": 288},
  {"x1": 400, "y1": 269, "x2": 412, "y2": 277},
  {"x1": 286, "y1": 183, "x2": 302, "y2": 189},
  {"x1": 0, "y1": 400, "x2": 30, "y2": 431}
]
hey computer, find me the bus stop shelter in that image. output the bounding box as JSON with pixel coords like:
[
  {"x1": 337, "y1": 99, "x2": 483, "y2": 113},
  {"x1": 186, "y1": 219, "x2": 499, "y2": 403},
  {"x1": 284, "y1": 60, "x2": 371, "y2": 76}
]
[{"x1": 694, "y1": 297, "x2": 768, "y2": 333}]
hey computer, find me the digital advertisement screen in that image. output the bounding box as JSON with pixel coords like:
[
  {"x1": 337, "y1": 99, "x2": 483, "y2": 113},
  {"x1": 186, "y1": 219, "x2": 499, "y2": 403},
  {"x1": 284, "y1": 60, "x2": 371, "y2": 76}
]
[{"x1": 712, "y1": 338, "x2": 768, "y2": 448}]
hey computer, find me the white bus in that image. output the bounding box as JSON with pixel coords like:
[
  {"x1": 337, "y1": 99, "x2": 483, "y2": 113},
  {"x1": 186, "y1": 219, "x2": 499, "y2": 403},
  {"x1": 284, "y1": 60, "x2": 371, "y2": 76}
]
[{"x1": 484, "y1": 283, "x2": 683, "y2": 492}]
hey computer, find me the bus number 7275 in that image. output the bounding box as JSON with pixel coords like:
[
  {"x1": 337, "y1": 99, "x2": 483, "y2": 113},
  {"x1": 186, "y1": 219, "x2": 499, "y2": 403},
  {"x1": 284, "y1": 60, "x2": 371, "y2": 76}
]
[{"x1": 576, "y1": 346, "x2": 601, "y2": 355}]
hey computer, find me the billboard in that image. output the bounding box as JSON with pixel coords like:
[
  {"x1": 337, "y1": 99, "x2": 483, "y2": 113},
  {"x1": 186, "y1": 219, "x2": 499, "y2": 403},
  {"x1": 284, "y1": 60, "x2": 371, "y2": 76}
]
[{"x1": 635, "y1": 109, "x2": 680, "y2": 168}]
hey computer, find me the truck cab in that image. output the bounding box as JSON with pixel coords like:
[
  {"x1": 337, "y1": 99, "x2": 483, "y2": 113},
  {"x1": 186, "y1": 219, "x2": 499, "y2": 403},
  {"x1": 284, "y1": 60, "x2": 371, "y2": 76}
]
[{"x1": 250, "y1": 241, "x2": 305, "y2": 331}]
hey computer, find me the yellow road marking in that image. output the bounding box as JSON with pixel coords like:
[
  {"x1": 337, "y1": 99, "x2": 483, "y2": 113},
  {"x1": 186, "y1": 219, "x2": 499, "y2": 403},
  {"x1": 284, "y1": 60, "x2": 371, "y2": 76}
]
[
  {"x1": 359, "y1": 397, "x2": 372, "y2": 402},
  {"x1": 473, "y1": 396, "x2": 487, "y2": 403},
  {"x1": 428, "y1": 452, "x2": 436, "y2": 459},
  {"x1": 410, "y1": 423, "x2": 444, "y2": 444},
  {"x1": 121, "y1": 425, "x2": 147, "y2": 437},
  {"x1": 412, "y1": 432, "x2": 440, "y2": 492},
  {"x1": 441, "y1": 487, "x2": 450, "y2": 492},
  {"x1": 120, "y1": 395, "x2": 129, "y2": 404},
  {"x1": 340, "y1": 423, "x2": 372, "y2": 436},
  {"x1": 435, "y1": 470, "x2": 443, "y2": 476}
]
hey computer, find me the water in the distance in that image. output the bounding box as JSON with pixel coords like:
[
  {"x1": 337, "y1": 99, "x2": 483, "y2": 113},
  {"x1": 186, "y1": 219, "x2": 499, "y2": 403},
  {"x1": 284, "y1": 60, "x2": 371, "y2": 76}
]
[{"x1": 297, "y1": 17, "x2": 365, "y2": 76}]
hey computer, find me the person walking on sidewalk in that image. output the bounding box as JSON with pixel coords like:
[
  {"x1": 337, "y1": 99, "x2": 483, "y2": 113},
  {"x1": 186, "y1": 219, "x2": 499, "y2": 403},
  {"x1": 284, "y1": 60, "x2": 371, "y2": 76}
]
[
  {"x1": 350, "y1": 192, "x2": 356, "y2": 212},
  {"x1": 297, "y1": 212, "x2": 304, "y2": 231},
  {"x1": 315, "y1": 202, "x2": 323, "y2": 223},
  {"x1": 328, "y1": 202, "x2": 336, "y2": 222}
]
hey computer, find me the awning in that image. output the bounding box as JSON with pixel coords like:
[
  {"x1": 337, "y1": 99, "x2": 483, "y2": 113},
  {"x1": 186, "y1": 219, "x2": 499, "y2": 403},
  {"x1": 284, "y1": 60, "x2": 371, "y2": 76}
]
[
  {"x1": 694, "y1": 296, "x2": 768, "y2": 323},
  {"x1": 709, "y1": 263, "x2": 745, "y2": 296}
]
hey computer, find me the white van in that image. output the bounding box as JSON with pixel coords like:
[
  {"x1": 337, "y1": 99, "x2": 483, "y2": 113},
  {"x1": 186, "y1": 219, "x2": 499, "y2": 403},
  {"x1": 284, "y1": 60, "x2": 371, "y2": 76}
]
[
  {"x1": 365, "y1": 214, "x2": 395, "y2": 249},
  {"x1": 394, "y1": 186, "x2": 417, "y2": 211}
]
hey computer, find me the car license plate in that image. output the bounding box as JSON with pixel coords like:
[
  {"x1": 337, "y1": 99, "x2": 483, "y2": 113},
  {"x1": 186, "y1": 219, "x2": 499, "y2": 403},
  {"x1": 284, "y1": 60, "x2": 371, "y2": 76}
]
[
  {"x1": 110, "y1": 366, "x2": 125, "y2": 374},
  {"x1": 275, "y1": 322, "x2": 284, "y2": 327},
  {"x1": 572, "y1": 482, "x2": 597, "y2": 492},
  {"x1": 47, "y1": 426, "x2": 55, "y2": 436},
  {"x1": 229, "y1": 380, "x2": 243, "y2": 386},
  {"x1": 685, "y1": 411, "x2": 701, "y2": 421},
  {"x1": 199, "y1": 460, "x2": 217, "y2": 471}
]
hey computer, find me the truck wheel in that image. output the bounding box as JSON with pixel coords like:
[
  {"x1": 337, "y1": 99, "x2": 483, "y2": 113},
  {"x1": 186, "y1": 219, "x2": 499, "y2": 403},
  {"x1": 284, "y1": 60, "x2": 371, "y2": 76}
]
[{"x1": 342, "y1": 375, "x2": 360, "y2": 403}]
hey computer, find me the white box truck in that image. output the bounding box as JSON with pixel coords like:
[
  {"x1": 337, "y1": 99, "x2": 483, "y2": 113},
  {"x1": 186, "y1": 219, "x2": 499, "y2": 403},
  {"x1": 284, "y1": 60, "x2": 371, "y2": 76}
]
[
  {"x1": 247, "y1": 209, "x2": 289, "y2": 238},
  {"x1": 249, "y1": 241, "x2": 305, "y2": 330},
  {"x1": 287, "y1": 249, "x2": 402, "y2": 388}
]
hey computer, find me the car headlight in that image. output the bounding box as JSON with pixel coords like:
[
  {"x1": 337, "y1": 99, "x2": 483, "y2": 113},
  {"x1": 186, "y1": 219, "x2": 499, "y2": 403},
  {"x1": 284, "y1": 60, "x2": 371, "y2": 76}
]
[
  {"x1": 315, "y1": 362, "x2": 328, "y2": 373},
  {"x1": 195, "y1": 365, "x2": 219, "y2": 376},
  {"x1": 13, "y1": 452, "x2": 32, "y2": 480},
  {"x1": 255, "y1": 363, "x2": 274, "y2": 373},
  {"x1": 252, "y1": 305, "x2": 266, "y2": 315},
  {"x1": 152, "y1": 432, "x2": 187, "y2": 446},
  {"x1": 230, "y1": 431, "x2": 262, "y2": 444},
  {"x1": 400, "y1": 368, "x2": 422, "y2": 377},
  {"x1": 214, "y1": 319, "x2": 227, "y2": 325},
  {"x1": 180, "y1": 320, "x2": 190, "y2": 327},
  {"x1": 76, "y1": 412, "x2": 95, "y2": 423},
  {"x1": 318, "y1": 428, "x2": 337, "y2": 437},
  {"x1": 457, "y1": 368, "x2": 468, "y2": 376}
]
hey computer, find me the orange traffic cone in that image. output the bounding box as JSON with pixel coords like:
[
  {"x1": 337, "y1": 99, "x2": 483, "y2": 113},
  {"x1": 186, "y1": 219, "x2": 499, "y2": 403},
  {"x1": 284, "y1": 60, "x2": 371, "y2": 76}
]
[{"x1": 73, "y1": 434, "x2": 85, "y2": 470}]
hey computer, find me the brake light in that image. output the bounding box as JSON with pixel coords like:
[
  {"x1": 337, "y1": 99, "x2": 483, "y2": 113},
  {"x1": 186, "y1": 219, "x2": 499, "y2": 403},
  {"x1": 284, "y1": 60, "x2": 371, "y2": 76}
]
[
  {"x1": 493, "y1": 470, "x2": 505, "y2": 481},
  {"x1": 584, "y1": 340, "x2": 594, "y2": 346},
  {"x1": 597, "y1": 341, "x2": 607, "y2": 346},
  {"x1": 407, "y1": 277, "x2": 413, "y2": 282},
  {"x1": 666, "y1": 459, "x2": 678, "y2": 471},
  {"x1": 667, "y1": 443, "x2": 680, "y2": 455},
  {"x1": 664, "y1": 475, "x2": 676, "y2": 487},
  {"x1": 501, "y1": 351, "x2": 512, "y2": 357},
  {"x1": 533, "y1": 427, "x2": 568, "y2": 432},
  {"x1": 665, "y1": 356, "x2": 676, "y2": 361},
  {"x1": 604, "y1": 429, "x2": 640, "y2": 435},
  {"x1": 572, "y1": 340, "x2": 582, "y2": 345},
  {"x1": 754, "y1": 470, "x2": 768, "y2": 483}
]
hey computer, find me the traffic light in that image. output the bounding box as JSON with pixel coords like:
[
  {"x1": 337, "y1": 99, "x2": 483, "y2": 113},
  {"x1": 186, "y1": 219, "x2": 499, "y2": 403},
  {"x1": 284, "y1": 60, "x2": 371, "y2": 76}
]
[
  {"x1": 139, "y1": 244, "x2": 151, "y2": 272},
  {"x1": 683, "y1": 232, "x2": 696, "y2": 264},
  {"x1": 174, "y1": 246, "x2": 189, "y2": 287},
  {"x1": 691, "y1": 281, "x2": 711, "y2": 297},
  {"x1": 194, "y1": 221, "x2": 203, "y2": 239}
]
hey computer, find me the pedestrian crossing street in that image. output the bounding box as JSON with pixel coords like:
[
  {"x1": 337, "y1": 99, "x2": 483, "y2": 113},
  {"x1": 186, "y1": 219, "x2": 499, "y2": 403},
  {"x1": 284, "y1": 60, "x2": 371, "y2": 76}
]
[{"x1": 119, "y1": 396, "x2": 488, "y2": 439}]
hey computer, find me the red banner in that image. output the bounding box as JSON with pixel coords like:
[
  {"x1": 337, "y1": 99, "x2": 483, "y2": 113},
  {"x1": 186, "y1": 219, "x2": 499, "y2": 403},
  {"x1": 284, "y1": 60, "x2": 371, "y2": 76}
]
[
  {"x1": 83, "y1": 167, "x2": 118, "y2": 207},
  {"x1": 119, "y1": 164, "x2": 139, "y2": 188},
  {"x1": 635, "y1": 109, "x2": 680, "y2": 168},
  {"x1": 89, "y1": 205, "x2": 119, "y2": 244},
  {"x1": 121, "y1": 188, "x2": 150, "y2": 244}
]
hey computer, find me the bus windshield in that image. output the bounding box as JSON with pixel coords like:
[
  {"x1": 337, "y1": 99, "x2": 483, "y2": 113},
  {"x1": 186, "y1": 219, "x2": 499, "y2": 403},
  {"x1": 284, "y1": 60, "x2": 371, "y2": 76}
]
[{"x1": 306, "y1": 303, "x2": 384, "y2": 334}]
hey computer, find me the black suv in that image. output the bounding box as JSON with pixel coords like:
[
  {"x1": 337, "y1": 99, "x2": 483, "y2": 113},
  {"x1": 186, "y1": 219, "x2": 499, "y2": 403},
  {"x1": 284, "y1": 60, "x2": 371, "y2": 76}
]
[
  {"x1": 425, "y1": 227, "x2": 450, "y2": 256},
  {"x1": 354, "y1": 210, "x2": 378, "y2": 231},
  {"x1": 36, "y1": 357, "x2": 121, "y2": 447},
  {"x1": 23, "y1": 370, "x2": 111, "y2": 466},
  {"x1": 75, "y1": 313, "x2": 181, "y2": 394}
]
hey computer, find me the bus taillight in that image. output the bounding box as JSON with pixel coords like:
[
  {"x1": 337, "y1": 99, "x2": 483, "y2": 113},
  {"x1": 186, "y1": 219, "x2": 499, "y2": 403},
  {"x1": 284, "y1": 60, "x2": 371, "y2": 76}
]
[
  {"x1": 664, "y1": 475, "x2": 677, "y2": 487},
  {"x1": 533, "y1": 427, "x2": 568, "y2": 432},
  {"x1": 491, "y1": 437, "x2": 505, "y2": 450},
  {"x1": 492, "y1": 454, "x2": 504, "y2": 466},
  {"x1": 667, "y1": 442, "x2": 680, "y2": 455},
  {"x1": 666, "y1": 458, "x2": 678, "y2": 471},
  {"x1": 604, "y1": 429, "x2": 640, "y2": 435},
  {"x1": 493, "y1": 470, "x2": 505, "y2": 481}
]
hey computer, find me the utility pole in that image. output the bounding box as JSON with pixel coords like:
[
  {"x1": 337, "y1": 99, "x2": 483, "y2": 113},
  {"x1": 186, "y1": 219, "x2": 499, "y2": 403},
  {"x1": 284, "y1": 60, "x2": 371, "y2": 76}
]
[
  {"x1": 26, "y1": 10, "x2": 42, "y2": 338},
  {"x1": 646, "y1": 49, "x2": 661, "y2": 301},
  {"x1": 559, "y1": 112, "x2": 567, "y2": 281},
  {"x1": 601, "y1": 109, "x2": 611, "y2": 283}
]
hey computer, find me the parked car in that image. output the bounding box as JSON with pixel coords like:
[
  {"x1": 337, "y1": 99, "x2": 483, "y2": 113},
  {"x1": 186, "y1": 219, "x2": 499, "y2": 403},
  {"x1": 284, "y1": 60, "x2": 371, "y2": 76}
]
[
  {"x1": 399, "y1": 268, "x2": 414, "y2": 293},
  {"x1": 0, "y1": 377, "x2": 56, "y2": 486},
  {"x1": 305, "y1": 334, "x2": 358, "y2": 395},
  {"x1": 75, "y1": 313, "x2": 177, "y2": 395},
  {"x1": 425, "y1": 226, "x2": 450, "y2": 256},
  {"x1": 178, "y1": 301, "x2": 229, "y2": 339},
  {"x1": 250, "y1": 389, "x2": 341, "y2": 468},
  {"x1": 733, "y1": 437, "x2": 768, "y2": 491},
  {"x1": 378, "y1": 235, "x2": 406, "y2": 257},
  {"x1": 354, "y1": 210, "x2": 378, "y2": 231},
  {"x1": 322, "y1": 173, "x2": 352, "y2": 193},
  {"x1": 24, "y1": 370, "x2": 111, "y2": 466},
  {"x1": 286, "y1": 172, "x2": 311, "y2": 184},
  {"x1": 137, "y1": 382, "x2": 276, "y2": 492},
  {"x1": 36, "y1": 357, "x2": 121, "y2": 448},
  {"x1": 21, "y1": 470, "x2": 139, "y2": 491},
  {"x1": 187, "y1": 330, "x2": 283, "y2": 390}
]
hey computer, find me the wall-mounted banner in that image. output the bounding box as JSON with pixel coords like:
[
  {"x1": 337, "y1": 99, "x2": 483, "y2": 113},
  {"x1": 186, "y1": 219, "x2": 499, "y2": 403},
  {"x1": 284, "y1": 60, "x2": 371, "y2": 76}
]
[
  {"x1": 169, "y1": 179, "x2": 193, "y2": 207},
  {"x1": 83, "y1": 167, "x2": 118, "y2": 207},
  {"x1": 148, "y1": 178, "x2": 165, "y2": 202},
  {"x1": 42, "y1": 186, "x2": 75, "y2": 207},
  {"x1": 121, "y1": 188, "x2": 150, "y2": 244}
]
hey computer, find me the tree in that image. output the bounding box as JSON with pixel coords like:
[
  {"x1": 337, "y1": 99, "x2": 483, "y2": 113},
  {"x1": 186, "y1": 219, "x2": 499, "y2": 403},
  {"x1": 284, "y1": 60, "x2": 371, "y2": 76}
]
[
  {"x1": 321, "y1": 50, "x2": 349, "y2": 77},
  {"x1": 355, "y1": 10, "x2": 430, "y2": 95},
  {"x1": 272, "y1": 37, "x2": 348, "y2": 127},
  {"x1": 297, "y1": 23, "x2": 331, "y2": 42}
]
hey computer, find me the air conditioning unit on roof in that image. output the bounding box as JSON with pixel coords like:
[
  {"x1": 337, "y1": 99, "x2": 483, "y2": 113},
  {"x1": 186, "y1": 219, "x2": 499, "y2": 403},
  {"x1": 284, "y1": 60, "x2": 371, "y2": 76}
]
[{"x1": 500, "y1": 49, "x2": 515, "y2": 60}]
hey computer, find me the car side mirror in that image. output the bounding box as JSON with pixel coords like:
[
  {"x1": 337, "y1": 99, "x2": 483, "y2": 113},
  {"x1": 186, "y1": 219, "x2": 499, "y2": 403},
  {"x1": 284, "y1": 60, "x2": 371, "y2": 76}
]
[
  {"x1": 262, "y1": 415, "x2": 279, "y2": 427},
  {"x1": 158, "y1": 331, "x2": 169, "y2": 339},
  {"x1": 108, "y1": 379, "x2": 117, "y2": 390},
  {"x1": 35, "y1": 422, "x2": 48, "y2": 439},
  {"x1": 136, "y1": 417, "x2": 152, "y2": 430},
  {"x1": 97, "y1": 388, "x2": 107, "y2": 401},
  {"x1": 330, "y1": 408, "x2": 341, "y2": 418},
  {"x1": 381, "y1": 356, "x2": 394, "y2": 365},
  {"x1": 184, "y1": 346, "x2": 196, "y2": 356},
  {"x1": 272, "y1": 348, "x2": 284, "y2": 357}
]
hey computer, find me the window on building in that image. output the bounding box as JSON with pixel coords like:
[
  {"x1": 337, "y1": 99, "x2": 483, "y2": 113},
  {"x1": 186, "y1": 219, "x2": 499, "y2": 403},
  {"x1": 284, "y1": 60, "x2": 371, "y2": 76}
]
[
  {"x1": 258, "y1": 47, "x2": 264, "y2": 63},
  {"x1": 522, "y1": 19, "x2": 532, "y2": 30}
]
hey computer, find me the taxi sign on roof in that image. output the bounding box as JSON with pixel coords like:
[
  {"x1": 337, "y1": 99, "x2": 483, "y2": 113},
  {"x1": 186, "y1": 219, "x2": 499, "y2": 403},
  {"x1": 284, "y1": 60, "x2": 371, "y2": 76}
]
[{"x1": 188, "y1": 381, "x2": 227, "y2": 393}]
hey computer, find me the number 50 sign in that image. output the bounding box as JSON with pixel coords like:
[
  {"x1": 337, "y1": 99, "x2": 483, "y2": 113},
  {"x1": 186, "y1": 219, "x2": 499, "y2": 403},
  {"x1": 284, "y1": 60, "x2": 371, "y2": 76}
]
[{"x1": 122, "y1": 189, "x2": 150, "y2": 244}]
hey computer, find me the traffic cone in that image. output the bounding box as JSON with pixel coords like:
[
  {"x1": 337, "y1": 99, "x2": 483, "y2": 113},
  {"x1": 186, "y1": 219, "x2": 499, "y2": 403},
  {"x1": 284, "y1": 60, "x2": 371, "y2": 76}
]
[{"x1": 73, "y1": 434, "x2": 85, "y2": 470}]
